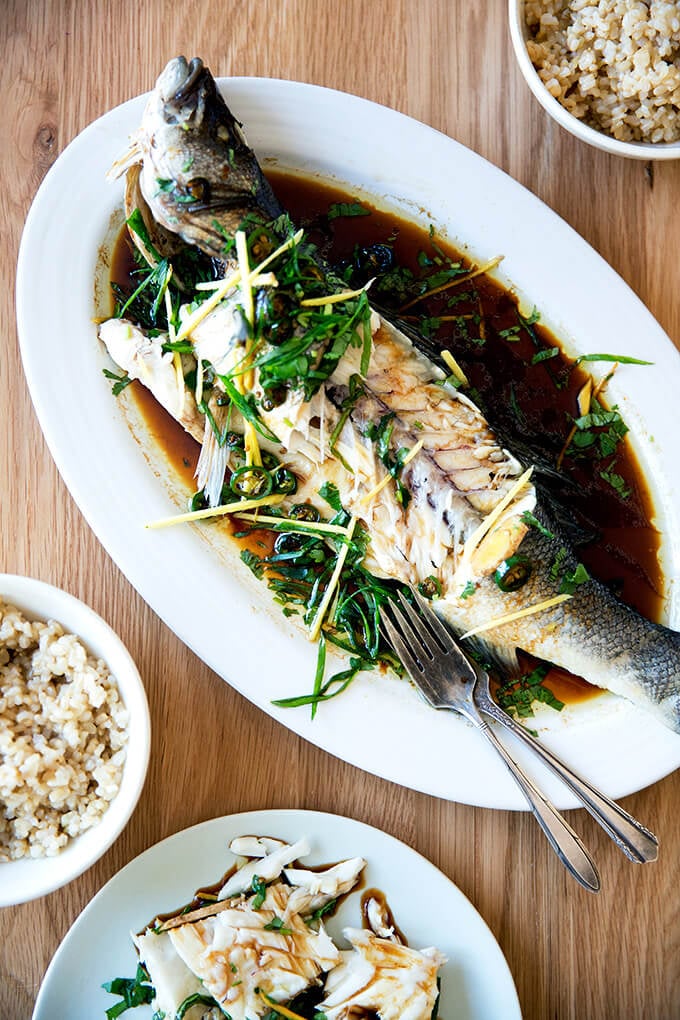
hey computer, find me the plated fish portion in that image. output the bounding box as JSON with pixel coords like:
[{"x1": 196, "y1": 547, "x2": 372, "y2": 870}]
[
  {"x1": 104, "y1": 835, "x2": 445, "y2": 1020},
  {"x1": 99, "y1": 55, "x2": 680, "y2": 733},
  {"x1": 319, "y1": 929, "x2": 443, "y2": 1020}
]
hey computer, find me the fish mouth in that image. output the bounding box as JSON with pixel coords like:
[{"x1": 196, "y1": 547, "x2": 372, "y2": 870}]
[{"x1": 156, "y1": 55, "x2": 205, "y2": 108}]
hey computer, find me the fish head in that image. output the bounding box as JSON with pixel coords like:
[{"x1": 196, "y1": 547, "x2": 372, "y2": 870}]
[{"x1": 135, "y1": 56, "x2": 282, "y2": 258}]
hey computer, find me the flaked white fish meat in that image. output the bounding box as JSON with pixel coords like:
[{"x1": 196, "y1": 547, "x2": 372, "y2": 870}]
[
  {"x1": 319, "y1": 928, "x2": 445, "y2": 1020},
  {"x1": 167, "y1": 882, "x2": 340, "y2": 1019},
  {"x1": 117, "y1": 835, "x2": 443, "y2": 1020}
]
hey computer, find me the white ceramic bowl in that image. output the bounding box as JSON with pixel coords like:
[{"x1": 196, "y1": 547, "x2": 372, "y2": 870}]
[
  {"x1": 508, "y1": 0, "x2": 680, "y2": 160},
  {"x1": 0, "y1": 575, "x2": 150, "y2": 906}
]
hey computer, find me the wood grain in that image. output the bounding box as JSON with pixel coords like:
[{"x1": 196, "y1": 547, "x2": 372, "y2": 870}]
[{"x1": 1, "y1": 2, "x2": 679, "y2": 1018}]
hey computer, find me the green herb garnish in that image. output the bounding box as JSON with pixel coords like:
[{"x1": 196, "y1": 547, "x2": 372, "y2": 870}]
[
  {"x1": 237, "y1": 494, "x2": 406, "y2": 714},
  {"x1": 574, "y1": 353, "x2": 652, "y2": 366},
  {"x1": 263, "y1": 915, "x2": 294, "y2": 934},
  {"x1": 102, "y1": 964, "x2": 155, "y2": 1018},
  {"x1": 329, "y1": 374, "x2": 365, "y2": 471},
  {"x1": 549, "y1": 548, "x2": 590, "y2": 593},
  {"x1": 102, "y1": 368, "x2": 132, "y2": 397},
  {"x1": 559, "y1": 562, "x2": 590, "y2": 595},
  {"x1": 497, "y1": 663, "x2": 565, "y2": 718},
  {"x1": 531, "y1": 347, "x2": 559, "y2": 365},
  {"x1": 364, "y1": 413, "x2": 411, "y2": 508},
  {"x1": 305, "y1": 898, "x2": 338, "y2": 926},
  {"x1": 219, "y1": 375, "x2": 281, "y2": 444},
  {"x1": 600, "y1": 465, "x2": 631, "y2": 500},
  {"x1": 125, "y1": 208, "x2": 160, "y2": 263},
  {"x1": 177, "y1": 993, "x2": 220, "y2": 1019},
  {"x1": 550, "y1": 547, "x2": 568, "y2": 581},
  {"x1": 251, "y1": 875, "x2": 267, "y2": 910},
  {"x1": 241, "y1": 549, "x2": 265, "y2": 579},
  {"x1": 520, "y1": 511, "x2": 555, "y2": 540},
  {"x1": 328, "y1": 201, "x2": 371, "y2": 220},
  {"x1": 418, "y1": 576, "x2": 443, "y2": 600},
  {"x1": 319, "y1": 481, "x2": 343, "y2": 512}
]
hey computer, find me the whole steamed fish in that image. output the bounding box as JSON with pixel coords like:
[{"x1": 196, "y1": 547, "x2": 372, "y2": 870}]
[{"x1": 100, "y1": 56, "x2": 680, "y2": 733}]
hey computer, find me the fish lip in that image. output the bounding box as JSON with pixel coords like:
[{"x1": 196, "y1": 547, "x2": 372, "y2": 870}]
[{"x1": 157, "y1": 55, "x2": 205, "y2": 105}]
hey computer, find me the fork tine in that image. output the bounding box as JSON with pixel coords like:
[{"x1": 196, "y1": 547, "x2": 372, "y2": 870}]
[
  {"x1": 380, "y1": 607, "x2": 426, "y2": 679},
  {"x1": 394, "y1": 591, "x2": 442, "y2": 657},
  {"x1": 402, "y1": 587, "x2": 479, "y2": 685},
  {"x1": 409, "y1": 585, "x2": 456, "y2": 645},
  {"x1": 386, "y1": 597, "x2": 439, "y2": 665},
  {"x1": 381, "y1": 606, "x2": 442, "y2": 708}
]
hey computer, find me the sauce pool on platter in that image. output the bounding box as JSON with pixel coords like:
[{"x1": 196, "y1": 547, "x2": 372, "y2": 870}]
[{"x1": 108, "y1": 169, "x2": 662, "y2": 715}]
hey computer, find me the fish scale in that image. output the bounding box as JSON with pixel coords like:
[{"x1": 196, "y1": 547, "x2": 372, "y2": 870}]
[{"x1": 438, "y1": 519, "x2": 680, "y2": 731}]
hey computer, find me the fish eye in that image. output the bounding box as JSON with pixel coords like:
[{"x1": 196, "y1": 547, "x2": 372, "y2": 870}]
[{"x1": 186, "y1": 177, "x2": 209, "y2": 202}]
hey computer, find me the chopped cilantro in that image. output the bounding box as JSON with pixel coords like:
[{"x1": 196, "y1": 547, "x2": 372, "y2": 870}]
[
  {"x1": 364, "y1": 413, "x2": 412, "y2": 507},
  {"x1": 319, "y1": 481, "x2": 343, "y2": 512},
  {"x1": 241, "y1": 549, "x2": 265, "y2": 579},
  {"x1": 567, "y1": 399, "x2": 629, "y2": 463},
  {"x1": 600, "y1": 466, "x2": 631, "y2": 500},
  {"x1": 559, "y1": 562, "x2": 590, "y2": 595},
  {"x1": 125, "y1": 208, "x2": 159, "y2": 261},
  {"x1": 549, "y1": 548, "x2": 590, "y2": 593},
  {"x1": 497, "y1": 663, "x2": 565, "y2": 719},
  {"x1": 102, "y1": 368, "x2": 132, "y2": 396},
  {"x1": 550, "y1": 547, "x2": 568, "y2": 581},
  {"x1": 102, "y1": 965, "x2": 155, "y2": 1018},
  {"x1": 328, "y1": 201, "x2": 371, "y2": 219}
]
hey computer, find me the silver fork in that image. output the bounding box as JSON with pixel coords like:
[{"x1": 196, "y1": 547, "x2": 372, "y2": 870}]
[
  {"x1": 470, "y1": 656, "x2": 658, "y2": 865},
  {"x1": 381, "y1": 589, "x2": 658, "y2": 888},
  {"x1": 382, "y1": 590, "x2": 605, "y2": 890}
]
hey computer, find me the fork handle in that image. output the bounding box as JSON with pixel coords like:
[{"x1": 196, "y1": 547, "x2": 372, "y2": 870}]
[
  {"x1": 475, "y1": 693, "x2": 658, "y2": 864},
  {"x1": 470, "y1": 715, "x2": 601, "y2": 891}
]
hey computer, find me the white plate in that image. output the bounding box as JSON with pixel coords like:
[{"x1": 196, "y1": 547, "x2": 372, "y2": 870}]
[
  {"x1": 16, "y1": 78, "x2": 680, "y2": 809},
  {"x1": 32, "y1": 809, "x2": 521, "y2": 1020}
]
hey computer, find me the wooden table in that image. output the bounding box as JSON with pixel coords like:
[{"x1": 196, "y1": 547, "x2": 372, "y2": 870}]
[{"x1": 2, "y1": 2, "x2": 679, "y2": 1017}]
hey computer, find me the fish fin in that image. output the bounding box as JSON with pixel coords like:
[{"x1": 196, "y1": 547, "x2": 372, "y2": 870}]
[
  {"x1": 196, "y1": 410, "x2": 229, "y2": 507},
  {"x1": 463, "y1": 636, "x2": 520, "y2": 678}
]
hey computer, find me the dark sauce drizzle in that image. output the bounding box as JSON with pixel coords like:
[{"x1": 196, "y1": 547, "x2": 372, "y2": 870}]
[
  {"x1": 110, "y1": 170, "x2": 662, "y2": 707},
  {"x1": 361, "y1": 887, "x2": 407, "y2": 946}
]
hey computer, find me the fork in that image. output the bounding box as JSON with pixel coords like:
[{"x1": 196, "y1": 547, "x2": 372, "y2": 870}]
[
  {"x1": 469, "y1": 655, "x2": 658, "y2": 865},
  {"x1": 381, "y1": 589, "x2": 658, "y2": 887},
  {"x1": 382, "y1": 590, "x2": 605, "y2": 890}
]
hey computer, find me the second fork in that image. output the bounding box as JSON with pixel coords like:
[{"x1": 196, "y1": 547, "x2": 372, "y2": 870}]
[{"x1": 382, "y1": 590, "x2": 602, "y2": 891}]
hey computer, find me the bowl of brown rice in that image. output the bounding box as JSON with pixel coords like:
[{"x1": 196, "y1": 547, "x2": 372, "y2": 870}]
[
  {"x1": 509, "y1": 1, "x2": 680, "y2": 159},
  {"x1": 0, "y1": 575, "x2": 150, "y2": 906}
]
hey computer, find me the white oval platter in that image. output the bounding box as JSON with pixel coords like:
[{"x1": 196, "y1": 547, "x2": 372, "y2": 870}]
[{"x1": 16, "y1": 77, "x2": 680, "y2": 809}]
